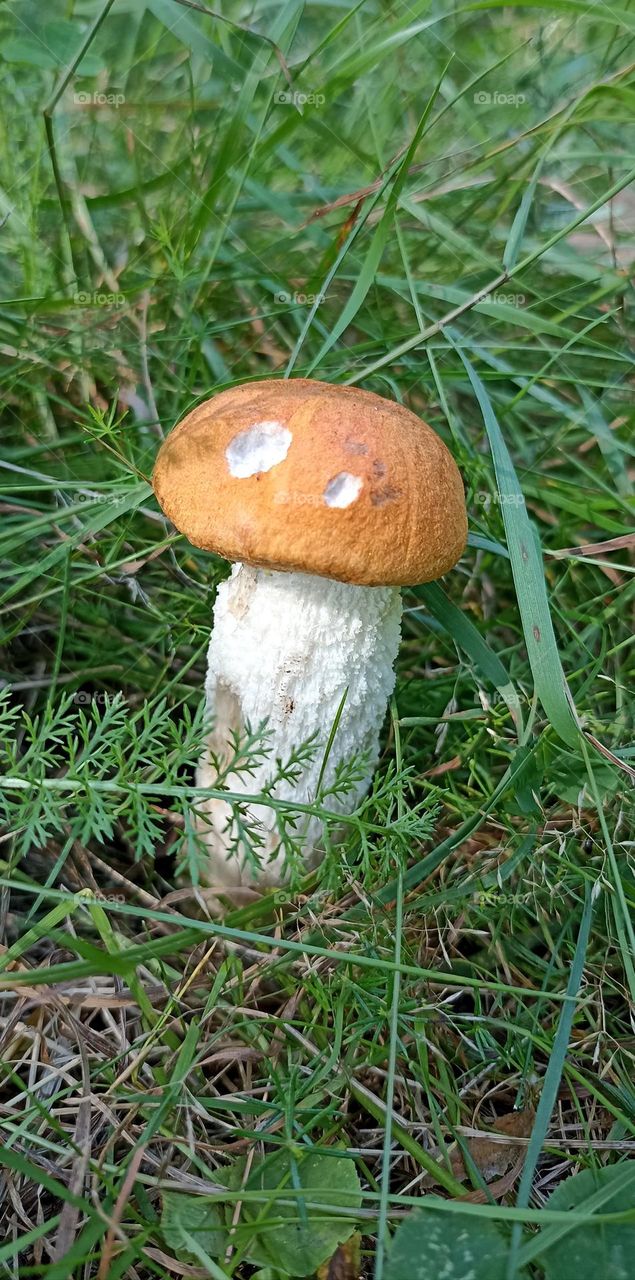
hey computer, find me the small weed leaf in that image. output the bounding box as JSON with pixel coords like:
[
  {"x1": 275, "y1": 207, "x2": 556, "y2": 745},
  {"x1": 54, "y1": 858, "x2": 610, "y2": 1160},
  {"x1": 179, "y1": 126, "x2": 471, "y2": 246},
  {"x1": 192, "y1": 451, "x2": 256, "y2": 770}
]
[
  {"x1": 161, "y1": 1149, "x2": 361, "y2": 1277},
  {"x1": 539, "y1": 1163, "x2": 635, "y2": 1280},
  {"x1": 385, "y1": 1205, "x2": 518, "y2": 1280},
  {"x1": 161, "y1": 1190, "x2": 227, "y2": 1259}
]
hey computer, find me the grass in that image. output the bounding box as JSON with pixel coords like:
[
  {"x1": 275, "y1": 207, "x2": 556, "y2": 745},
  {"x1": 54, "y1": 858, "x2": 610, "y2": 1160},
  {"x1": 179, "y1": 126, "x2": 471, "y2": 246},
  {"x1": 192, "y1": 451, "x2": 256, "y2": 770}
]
[{"x1": 1, "y1": 0, "x2": 634, "y2": 1276}]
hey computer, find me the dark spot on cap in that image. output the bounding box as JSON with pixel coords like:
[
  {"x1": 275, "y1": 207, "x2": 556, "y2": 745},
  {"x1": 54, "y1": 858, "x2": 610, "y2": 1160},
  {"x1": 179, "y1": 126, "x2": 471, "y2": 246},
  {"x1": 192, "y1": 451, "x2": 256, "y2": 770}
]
[
  {"x1": 345, "y1": 438, "x2": 368, "y2": 455},
  {"x1": 373, "y1": 459, "x2": 387, "y2": 478},
  {"x1": 371, "y1": 486, "x2": 401, "y2": 507}
]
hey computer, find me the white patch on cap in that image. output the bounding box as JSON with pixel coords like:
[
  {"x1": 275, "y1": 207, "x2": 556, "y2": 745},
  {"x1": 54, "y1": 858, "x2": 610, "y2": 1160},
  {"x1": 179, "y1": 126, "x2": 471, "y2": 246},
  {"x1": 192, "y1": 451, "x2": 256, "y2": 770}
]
[
  {"x1": 226, "y1": 421, "x2": 292, "y2": 478},
  {"x1": 323, "y1": 472, "x2": 363, "y2": 509}
]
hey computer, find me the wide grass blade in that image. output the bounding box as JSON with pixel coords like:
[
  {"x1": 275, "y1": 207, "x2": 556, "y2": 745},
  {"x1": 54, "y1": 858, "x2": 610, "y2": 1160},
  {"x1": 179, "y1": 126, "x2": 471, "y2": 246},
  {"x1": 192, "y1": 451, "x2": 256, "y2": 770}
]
[{"x1": 455, "y1": 346, "x2": 580, "y2": 747}]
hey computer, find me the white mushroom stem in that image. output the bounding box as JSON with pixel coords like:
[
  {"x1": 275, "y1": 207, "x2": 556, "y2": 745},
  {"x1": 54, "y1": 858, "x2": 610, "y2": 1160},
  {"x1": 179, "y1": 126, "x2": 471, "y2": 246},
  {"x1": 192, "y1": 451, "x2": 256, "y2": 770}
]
[{"x1": 196, "y1": 563, "x2": 402, "y2": 888}]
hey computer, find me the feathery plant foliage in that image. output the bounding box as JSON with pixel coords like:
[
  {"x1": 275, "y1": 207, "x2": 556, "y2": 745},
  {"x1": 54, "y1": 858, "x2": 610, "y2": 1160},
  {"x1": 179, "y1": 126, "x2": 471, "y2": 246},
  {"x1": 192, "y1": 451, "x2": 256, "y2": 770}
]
[{"x1": 1, "y1": 0, "x2": 634, "y2": 1277}]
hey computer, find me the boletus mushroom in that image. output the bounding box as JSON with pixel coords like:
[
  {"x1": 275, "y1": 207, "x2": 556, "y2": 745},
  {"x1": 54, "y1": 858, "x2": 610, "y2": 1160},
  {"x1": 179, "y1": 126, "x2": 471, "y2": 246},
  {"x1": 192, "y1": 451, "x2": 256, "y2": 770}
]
[{"x1": 152, "y1": 379, "x2": 466, "y2": 891}]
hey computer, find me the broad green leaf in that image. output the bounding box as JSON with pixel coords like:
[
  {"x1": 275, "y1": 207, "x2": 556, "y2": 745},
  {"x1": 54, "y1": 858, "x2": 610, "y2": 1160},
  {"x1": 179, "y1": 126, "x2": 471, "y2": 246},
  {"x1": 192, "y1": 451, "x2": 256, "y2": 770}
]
[
  {"x1": 386, "y1": 1205, "x2": 517, "y2": 1280},
  {"x1": 161, "y1": 1150, "x2": 361, "y2": 1277},
  {"x1": 539, "y1": 1163, "x2": 635, "y2": 1280},
  {"x1": 162, "y1": 1191, "x2": 227, "y2": 1259},
  {"x1": 236, "y1": 1148, "x2": 361, "y2": 1276}
]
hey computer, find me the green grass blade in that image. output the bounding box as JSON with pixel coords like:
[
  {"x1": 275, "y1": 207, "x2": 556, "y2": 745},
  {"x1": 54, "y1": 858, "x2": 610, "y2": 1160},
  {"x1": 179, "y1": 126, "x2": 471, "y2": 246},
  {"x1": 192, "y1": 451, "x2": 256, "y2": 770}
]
[
  {"x1": 505, "y1": 883, "x2": 594, "y2": 1278},
  {"x1": 455, "y1": 345, "x2": 580, "y2": 747}
]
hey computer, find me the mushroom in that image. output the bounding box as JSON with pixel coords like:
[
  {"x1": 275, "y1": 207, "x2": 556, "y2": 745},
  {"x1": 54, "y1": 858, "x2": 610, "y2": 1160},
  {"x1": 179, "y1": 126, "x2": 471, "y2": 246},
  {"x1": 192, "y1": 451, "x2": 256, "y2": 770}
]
[{"x1": 152, "y1": 379, "x2": 466, "y2": 890}]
